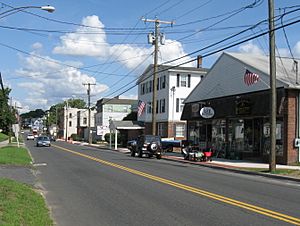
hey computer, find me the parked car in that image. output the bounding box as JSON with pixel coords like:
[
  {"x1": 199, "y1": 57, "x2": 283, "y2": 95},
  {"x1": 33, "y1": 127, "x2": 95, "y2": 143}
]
[
  {"x1": 36, "y1": 136, "x2": 51, "y2": 147},
  {"x1": 129, "y1": 135, "x2": 163, "y2": 159},
  {"x1": 27, "y1": 133, "x2": 35, "y2": 140}
]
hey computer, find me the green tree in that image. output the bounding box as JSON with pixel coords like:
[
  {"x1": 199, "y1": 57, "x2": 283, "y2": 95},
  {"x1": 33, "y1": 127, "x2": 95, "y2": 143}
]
[
  {"x1": 123, "y1": 111, "x2": 137, "y2": 121},
  {"x1": 46, "y1": 99, "x2": 86, "y2": 126},
  {"x1": 0, "y1": 88, "x2": 15, "y2": 134}
]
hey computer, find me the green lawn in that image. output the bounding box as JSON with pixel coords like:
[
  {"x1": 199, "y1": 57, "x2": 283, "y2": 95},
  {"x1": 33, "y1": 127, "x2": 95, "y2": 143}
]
[
  {"x1": 0, "y1": 132, "x2": 9, "y2": 142},
  {"x1": 0, "y1": 178, "x2": 53, "y2": 226},
  {"x1": 0, "y1": 146, "x2": 32, "y2": 166}
]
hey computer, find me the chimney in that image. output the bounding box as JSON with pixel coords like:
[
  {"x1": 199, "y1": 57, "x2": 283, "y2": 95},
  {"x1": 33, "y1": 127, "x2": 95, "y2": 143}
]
[{"x1": 197, "y1": 55, "x2": 202, "y2": 68}]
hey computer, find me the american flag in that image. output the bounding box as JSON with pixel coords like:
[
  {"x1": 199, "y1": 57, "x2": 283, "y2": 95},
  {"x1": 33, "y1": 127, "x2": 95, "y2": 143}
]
[
  {"x1": 244, "y1": 69, "x2": 259, "y2": 86},
  {"x1": 137, "y1": 100, "x2": 146, "y2": 116}
]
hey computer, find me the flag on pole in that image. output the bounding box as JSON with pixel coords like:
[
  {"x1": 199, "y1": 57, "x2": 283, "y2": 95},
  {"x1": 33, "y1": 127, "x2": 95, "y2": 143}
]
[
  {"x1": 137, "y1": 100, "x2": 146, "y2": 116},
  {"x1": 244, "y1": 69, "x2": 259, "y2": 86}
]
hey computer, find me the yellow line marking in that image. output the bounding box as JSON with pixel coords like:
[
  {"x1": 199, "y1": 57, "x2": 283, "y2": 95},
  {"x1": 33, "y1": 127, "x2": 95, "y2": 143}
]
[{"x1": 52, "y1": 144, "x2": 300, "y2": 225}]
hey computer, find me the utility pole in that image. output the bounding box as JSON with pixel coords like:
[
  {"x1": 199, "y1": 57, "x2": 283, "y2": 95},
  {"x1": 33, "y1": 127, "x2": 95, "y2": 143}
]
[
  {"x1": 268, "y1": 0, "x2": 277, "y2": 172},
  {"x1": 142, "y1": 17, "x2": 173, "y2": 135},
  {"x1": 65, "y1": 100, "x2": 69, "y2": 142},
  {"x1": 83, "y1": 82, "x2": 96, "y2": 144}
]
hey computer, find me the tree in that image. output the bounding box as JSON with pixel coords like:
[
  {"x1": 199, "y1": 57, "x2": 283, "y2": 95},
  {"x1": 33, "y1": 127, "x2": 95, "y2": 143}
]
[
  {"x1": 47, "y1": 99, "x2": 86, "y2": 126},
  {"x1": 20, "y1": 109, "x2": 45, "y2": 119},
  {"x1": 0, "y1": 87, "x2": 15, "y2": 134},
  {"x1": 123, "y1": 111, "x2": 137, "y2": 121}
]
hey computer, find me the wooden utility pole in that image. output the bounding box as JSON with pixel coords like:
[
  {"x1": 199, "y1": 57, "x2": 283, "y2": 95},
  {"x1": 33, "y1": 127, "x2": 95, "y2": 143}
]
[
  {"x1": 83, "y1": 83, "x2": 96, "y2": 144},
  {"x1": 142, "y1": 18, "x2": 173, "y2": 135},
  {"x1": 268, "y1": 0, "x2": 277, "y2": 172}
]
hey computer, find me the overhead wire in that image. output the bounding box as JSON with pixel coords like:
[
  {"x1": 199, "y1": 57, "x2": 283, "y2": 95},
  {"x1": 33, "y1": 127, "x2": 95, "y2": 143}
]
[{"x1": 98, "y1": 16, "x2": 300, "y2": 107}]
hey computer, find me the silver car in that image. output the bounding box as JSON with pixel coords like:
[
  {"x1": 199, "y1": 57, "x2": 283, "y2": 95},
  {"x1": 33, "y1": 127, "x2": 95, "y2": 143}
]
[{"x1": 36, "y1": 136, "x2": 51, "y2": 147}]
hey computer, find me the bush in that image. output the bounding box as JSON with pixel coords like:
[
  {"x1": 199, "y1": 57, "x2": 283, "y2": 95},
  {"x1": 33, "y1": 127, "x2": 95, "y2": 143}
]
[
  {"x1": 70, "y1": 134, "x2": 82, "y2": 141},
  {"x1": 104, "y1": 133, "x2": 121, "y2": 143}
]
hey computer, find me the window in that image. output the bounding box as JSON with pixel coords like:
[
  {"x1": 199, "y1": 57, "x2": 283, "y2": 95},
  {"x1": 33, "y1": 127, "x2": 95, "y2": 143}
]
[
  {"x1": 160, "y1": 75, "x2": 166, "y2": 89},
  {"x1": 145, "y1": 82, "x2": 149, "y2": 93},
  {"x1": 160, "y1": 99, "x2": 165, "y2": 113},
  {"x1": 156, "y1": 100, "x2": 159, "y2": 113},
  {"x1": 181, "y1": 75, "x2": 187, "y2": 87},
  {"x1": 176, "y1": 74, "x2": 191, "y2": 88},
  {"x1": 175, "y1": 124, "x2": 185, "y2": 137},
  {"x1": 69, "y1": 113, "x2": 72, "y2": 118},
  {"x1": 141, "y1": 83, "x2": 145, "y2": 95},
  {"x1": 83, "y1": 117, "x2": 87, "y2": 125},
  {"x1": 157, "y1": 77, "x2": 160, "y2": 90},
  {"x1": 147, "y1": 101, "x2": 152, "y2": 113},
  {"x1": 69, "y1": 121, "x2": 72, "y2": 127},
  {"x1": 176, "y1": 98, "x2": 185, "y2": 112},
  {"x1": 149, "y1": 80, "x2": 152, "y2": 93}
]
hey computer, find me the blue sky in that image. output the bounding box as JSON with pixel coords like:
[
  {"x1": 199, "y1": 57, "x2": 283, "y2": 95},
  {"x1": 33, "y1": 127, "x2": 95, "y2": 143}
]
[{"x1": 0, "y1": 0, "x2": 299, "y2": 113}]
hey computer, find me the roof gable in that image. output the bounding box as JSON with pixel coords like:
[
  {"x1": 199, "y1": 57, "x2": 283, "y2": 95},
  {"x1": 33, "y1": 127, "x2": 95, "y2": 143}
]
[{"x1": 185, "y1": 52, "x2": 299, "y2": 103}]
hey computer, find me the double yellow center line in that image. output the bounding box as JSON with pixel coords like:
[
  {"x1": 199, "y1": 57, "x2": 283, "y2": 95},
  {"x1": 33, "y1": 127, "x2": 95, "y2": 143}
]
[{"x1": 52, "y1": 144, "x2": 300, "y2": 225}]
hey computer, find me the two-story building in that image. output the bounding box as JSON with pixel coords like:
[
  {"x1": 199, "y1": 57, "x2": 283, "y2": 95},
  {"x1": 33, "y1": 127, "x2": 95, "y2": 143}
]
[
  {"x1": 95, "y1": 97, "x2": 138, "y2": 140},
  {"x1": 77, "y1": 109, "x2": 96, "y2": 140},
  {"x1": 137, "y1": 64, "x2": 208, "y2": 139}
]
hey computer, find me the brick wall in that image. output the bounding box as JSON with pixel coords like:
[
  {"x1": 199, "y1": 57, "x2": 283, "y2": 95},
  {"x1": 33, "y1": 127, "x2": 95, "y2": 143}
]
[{"x1": 286, "y1": 90, "x2": 299, "y2": 164}]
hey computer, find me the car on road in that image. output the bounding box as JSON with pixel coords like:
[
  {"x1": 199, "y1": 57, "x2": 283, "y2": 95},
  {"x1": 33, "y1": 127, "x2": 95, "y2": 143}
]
[
  {"x1": 36, "y1": 136, "x2": 51, "y2": 147},
  {"x1": 27, "y1": 133, "x2": 35, "y2": 140},
  {"x1": 129, "y1": 135, "x2": 163, "y2": 159}
]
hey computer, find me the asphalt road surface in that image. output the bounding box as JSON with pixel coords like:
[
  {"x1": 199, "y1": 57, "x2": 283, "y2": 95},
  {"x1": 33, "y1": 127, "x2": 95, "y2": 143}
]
[{"x1": 25, "y1": 139, "x2": 300, "y2": 226}]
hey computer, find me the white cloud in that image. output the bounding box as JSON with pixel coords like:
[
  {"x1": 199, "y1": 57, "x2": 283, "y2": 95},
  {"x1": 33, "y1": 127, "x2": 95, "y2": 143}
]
[
  {"x1": 53, "y1": 15, "x2": 109, "y2": 57},
  {"x1": 16, "y1": 50, "x2": 108, "y2": 110},
  {"x1": 294, "y1": 41, "x2": 300, "y2": 57},
  {"x1": 32, "y1": 42, "x2": 43, "y2": 50},
  {"x1": 238, "y1": 41, "x2": 264, "y2": 55},
  {"x1": 53, "y1": 15, "x2": 194, "y2": 69}
]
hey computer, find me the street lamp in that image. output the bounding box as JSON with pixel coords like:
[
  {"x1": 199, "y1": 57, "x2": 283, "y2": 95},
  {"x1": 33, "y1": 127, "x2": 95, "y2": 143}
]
[{"x1": 0, "y1": 5, "x2": 55, "y2": 19}]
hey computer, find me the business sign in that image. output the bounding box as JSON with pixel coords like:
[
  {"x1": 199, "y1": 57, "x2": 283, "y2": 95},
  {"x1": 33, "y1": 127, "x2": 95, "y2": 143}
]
[{"x1": 200, "y1": 107, "x2": 215, "y2": 119}]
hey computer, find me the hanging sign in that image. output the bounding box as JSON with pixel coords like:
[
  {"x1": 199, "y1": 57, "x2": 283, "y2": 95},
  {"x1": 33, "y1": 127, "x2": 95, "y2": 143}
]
[{"x1": 200, "y1": 107, "x2": 215, "y2": 119}]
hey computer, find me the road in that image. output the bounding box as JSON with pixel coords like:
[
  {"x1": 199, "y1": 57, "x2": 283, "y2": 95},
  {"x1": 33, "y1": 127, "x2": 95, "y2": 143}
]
[{"x1": 26, "y1": 139, "x2": 300, "y2": 226}]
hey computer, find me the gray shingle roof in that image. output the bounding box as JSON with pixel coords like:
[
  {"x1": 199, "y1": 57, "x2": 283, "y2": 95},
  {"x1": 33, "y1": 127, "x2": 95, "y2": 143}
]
[{"x1": 185, "y1": 52, "x2": 300, "y2": 104}]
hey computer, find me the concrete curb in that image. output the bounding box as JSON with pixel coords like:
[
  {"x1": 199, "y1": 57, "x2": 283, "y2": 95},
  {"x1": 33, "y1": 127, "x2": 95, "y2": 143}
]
[{"x1": 162, "y1": 156, "x2": 300, "y2": 183}]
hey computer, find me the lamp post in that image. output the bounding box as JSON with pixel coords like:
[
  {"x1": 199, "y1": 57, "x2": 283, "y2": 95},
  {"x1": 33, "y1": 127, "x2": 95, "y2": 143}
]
[{"x1": 0, "y1": 5, "x2": 55, "y2": 19}]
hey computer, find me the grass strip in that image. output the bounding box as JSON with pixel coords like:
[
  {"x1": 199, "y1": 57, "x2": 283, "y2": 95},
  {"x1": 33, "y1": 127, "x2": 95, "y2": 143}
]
[
  {"x1": 0, "y1": 146, "x2": 32, "y2": 166},
  {"x1": 0, "y1": 178, "x2": 53, "y2": 226},
  {"x1": 0, "y1": 133, "x2": 9, "y2": 142},
  {"x1": 239, "y1": 168, "x2": 300, "y2": 178}
]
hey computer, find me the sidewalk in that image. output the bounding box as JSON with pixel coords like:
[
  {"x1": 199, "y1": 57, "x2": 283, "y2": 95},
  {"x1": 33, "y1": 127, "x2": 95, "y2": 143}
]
[{"x1": 163, "y1": 152, "x2": 300, "y2": 170}]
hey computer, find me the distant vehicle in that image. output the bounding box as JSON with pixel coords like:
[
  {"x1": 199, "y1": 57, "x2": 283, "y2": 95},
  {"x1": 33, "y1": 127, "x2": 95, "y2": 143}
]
[
  {"x1": 129, "y1": 135, "x2": 163, "y2": 159},
  {"x1": 32, "y1": 129, "x2": 38, "y2": 138},
  {"x1": 50, "y1": 136, "x2": 56, "y2": 142},
  {"x1": 27, "y1": 133, "x2": 35, "y2": 140},
  {"x1": 36, "y1": 136, "x2": 51, "y2": 147}
]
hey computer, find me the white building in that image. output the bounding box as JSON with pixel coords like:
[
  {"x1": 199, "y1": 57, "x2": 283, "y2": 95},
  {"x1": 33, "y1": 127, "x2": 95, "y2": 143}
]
[
  {"x1": 95, "y1": 98, "x2": 138, "y2": 139},
  {"x1": 137, "y1": 64, "x2": 208, "y2": 139},
  {"x1": 77, "y1": 109, "x2": 96, "y2": 140},
  {"x1": 61, "y1": 107, "x2": 80, "y2": 140}
]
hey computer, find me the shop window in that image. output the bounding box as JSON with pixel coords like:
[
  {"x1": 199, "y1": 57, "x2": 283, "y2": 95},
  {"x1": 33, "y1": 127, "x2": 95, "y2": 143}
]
[{"x1": 175, "y1": 124, "x2": 185, "y2": 137}]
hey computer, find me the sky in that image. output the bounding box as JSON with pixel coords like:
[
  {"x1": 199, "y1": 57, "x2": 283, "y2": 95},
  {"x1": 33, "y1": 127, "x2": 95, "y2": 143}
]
[{"x1": 0, "y1": 0, "x2": 299, "y2": 113}]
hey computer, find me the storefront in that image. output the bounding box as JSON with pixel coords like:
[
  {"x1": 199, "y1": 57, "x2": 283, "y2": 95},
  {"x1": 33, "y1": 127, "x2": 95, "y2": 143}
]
[
  {"x1": 181, "y1": 52, "x2": 300, "y2": 164},
  {"x1": 184, "y1": 89, "x2": 286, "y2": 162}
]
